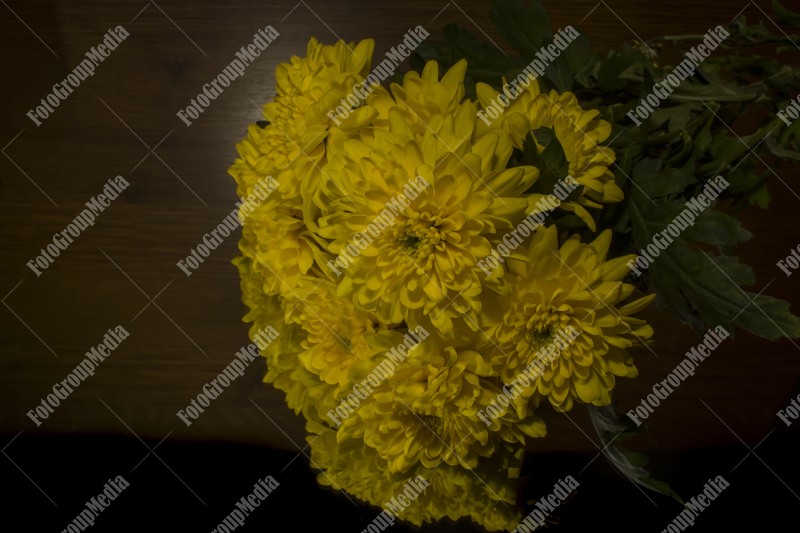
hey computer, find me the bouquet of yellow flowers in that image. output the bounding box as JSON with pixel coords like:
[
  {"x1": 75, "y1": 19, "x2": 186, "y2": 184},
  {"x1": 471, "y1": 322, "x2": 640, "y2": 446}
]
[{"x1": 229, "y1": 1, "x2": 800, "y2": 530}]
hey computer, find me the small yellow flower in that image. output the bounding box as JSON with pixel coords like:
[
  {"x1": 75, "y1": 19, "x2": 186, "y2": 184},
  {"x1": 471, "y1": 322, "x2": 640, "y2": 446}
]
[
  {"x1": 265, "y1": 37, "x2": 377, "y2": 149},
  {"x1": 488, "y1": 225, "x2": 655, "y2": 412},
  {"x1": 286, "y1": 278, "x2": 387, "y2": 387},
  {"x1": 264, "y1": 38, "x2": 378, "y2": 206},
  {"x1": 233, "y1": 255, "x2": 280, "y2": 329},
  {"x1": 368, "y1": 60, "x2": 472, "y2": 144},
  {"x1": 238, "y1": 205, "x2": 330, "y2": 297},
  {"x1": 416, "y1": 451, "x2": 523, "y2": 532},
  {"x1": 229, "y1": 38, "x2": 379, "y2": 218},
  {"x1": 234, "y1": 255, "x2": 328, "y2": 421}
]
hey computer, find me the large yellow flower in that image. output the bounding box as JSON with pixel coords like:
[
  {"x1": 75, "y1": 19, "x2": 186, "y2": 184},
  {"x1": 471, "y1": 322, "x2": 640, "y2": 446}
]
[
  {"x1": 317, "y1": 62, "x2": 539, "y2": 335},
  {"x1": 488, "y1": 225, "x2": 655, "y2": 413},
  {"x1": 477, "y1": 80, "x2": 622, "y2": 229}
]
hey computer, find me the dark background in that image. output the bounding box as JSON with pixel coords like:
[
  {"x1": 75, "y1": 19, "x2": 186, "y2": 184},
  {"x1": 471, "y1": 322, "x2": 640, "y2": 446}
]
[{"x1": 1, "y1": 0, "x2": 799, "y2": 531}]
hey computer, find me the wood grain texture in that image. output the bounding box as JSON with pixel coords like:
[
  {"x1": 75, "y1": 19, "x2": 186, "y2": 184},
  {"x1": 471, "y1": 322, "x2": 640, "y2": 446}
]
[{"x1": 1, "y1": 0, "x2": 798, "y2": 453}]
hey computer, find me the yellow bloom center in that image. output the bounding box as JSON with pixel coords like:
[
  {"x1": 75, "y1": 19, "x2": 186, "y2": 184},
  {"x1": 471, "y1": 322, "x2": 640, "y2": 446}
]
[
  {"x1": 338, "y1": 335, "x2": 352, "y2": 350},
  {"x1": 517, "y1": 304, "x2": 570, "y2": 359},
  {"x1": 526, "y1": 324, "x2": 555, "y2": 351},
  {"x1": 416, "y1": 413, "x2": 445, "y2": 436},
  {"x1": 391, "y1": 213, "x2": 445, "y2": 259}
]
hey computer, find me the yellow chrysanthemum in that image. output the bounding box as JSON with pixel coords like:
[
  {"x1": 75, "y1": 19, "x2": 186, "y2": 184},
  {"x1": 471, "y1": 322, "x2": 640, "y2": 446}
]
[
  {"x1": 307, "y1": 420, "x2": 399, "y2": 506},
  {"x1": 229, "y1": 37, "x2": 379, "y2": 222},
  {"x1": 317, "y1": 62, "x2": 539, "y2": 335},
  {"x1": 307, "y1": 420, "x2": 523, "y2": 531},
  {"x1": 477, "y1": 80, "x2": 622, "y2": 229},
  {"x1": 286, "y1": 278, "x2": 390, "y2": 387},
  {"x1": 264, "y1": 37, "x2": 377, "y2": 154},
  {"x1": 228, "y1": 126, "x2": 277, "y2": 202},
  {"x1": 338, "y1": 342, "x2": 544, "y2": 473},
  {"x1": 238, "y1": 205, "x2": 330, "y2": 297},
  {"x1": 234, "y1": 254, "x2": 281, "y2": 329},
  {"x1": 367, "y1": 59, "x2": 472, "y2": 143},
  {"x1": 263, "y1": 330, "x2": 332, "y2": 424},
  {"x1": 488, "y1": 225, "x2": 655, "y2": 412},
  {"x1": 235, "y1": 255, "x2": 328, "y2": 422},
  {"x1": 266, "y1": 38, "x2": 378, "y2": 208},
  {"x1": 416, "y1": 451, "x2": 523, "y2": 532}
]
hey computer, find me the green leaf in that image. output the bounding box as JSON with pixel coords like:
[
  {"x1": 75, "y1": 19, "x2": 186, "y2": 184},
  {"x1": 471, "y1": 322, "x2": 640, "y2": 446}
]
[
  {"x1": 631, "y1": 159, "x2": 696, "y2": 198},
  {"x1": 523, "y1": 128, "x2": 570, "y2": 192},
  {"x1": 724, "y1": 159, "x2": 771, "y2": 209},
  {"x1": 773, "y1": 0, "x2": 800, "y2": 28},
  {"x1": 627, "y1": 171, "x2": 800, "y2": 340},
  {"x1": 489, "y1": 0, "x2": 594, "y2": 91},
  {"x1": 596, "y1": 49, "x2": 636, "y2": 91},
  {"x1": 691, "y1": 114, "x2": 715, "y2": 159},
  {"x1": 412, "y1": 24, "x2": 525, "y2": 90},
  {"x1": 704, "y1": 130, "x2": 758, "y2": 174},
  {"x1": 766, "y1": 136, "x2": 800, "y2": 161},
  {"x1": 588, "y1": 405, "x2": 683, "y2": 504},
  {"x1": 640, "y1": 66, "x2": 656, "y2": 98},
  {"x1": 649, "y1": 104, "x2": 698, "y2": 134},
  {"x1": 542, "y1": 32, "x2": 594, "y2": 91},
  {"x1": 490, "y1": 0, "x2": 552, "y2": 57},
  {"x1": 683, "y1": 210, "x2": 752, "y2": 247}
]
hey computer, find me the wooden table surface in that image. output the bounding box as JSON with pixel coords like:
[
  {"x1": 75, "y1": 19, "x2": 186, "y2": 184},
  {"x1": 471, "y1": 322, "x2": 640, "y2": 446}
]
[{"x1": 1, "y1": 0, "x2": 799, "y2": 457}]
